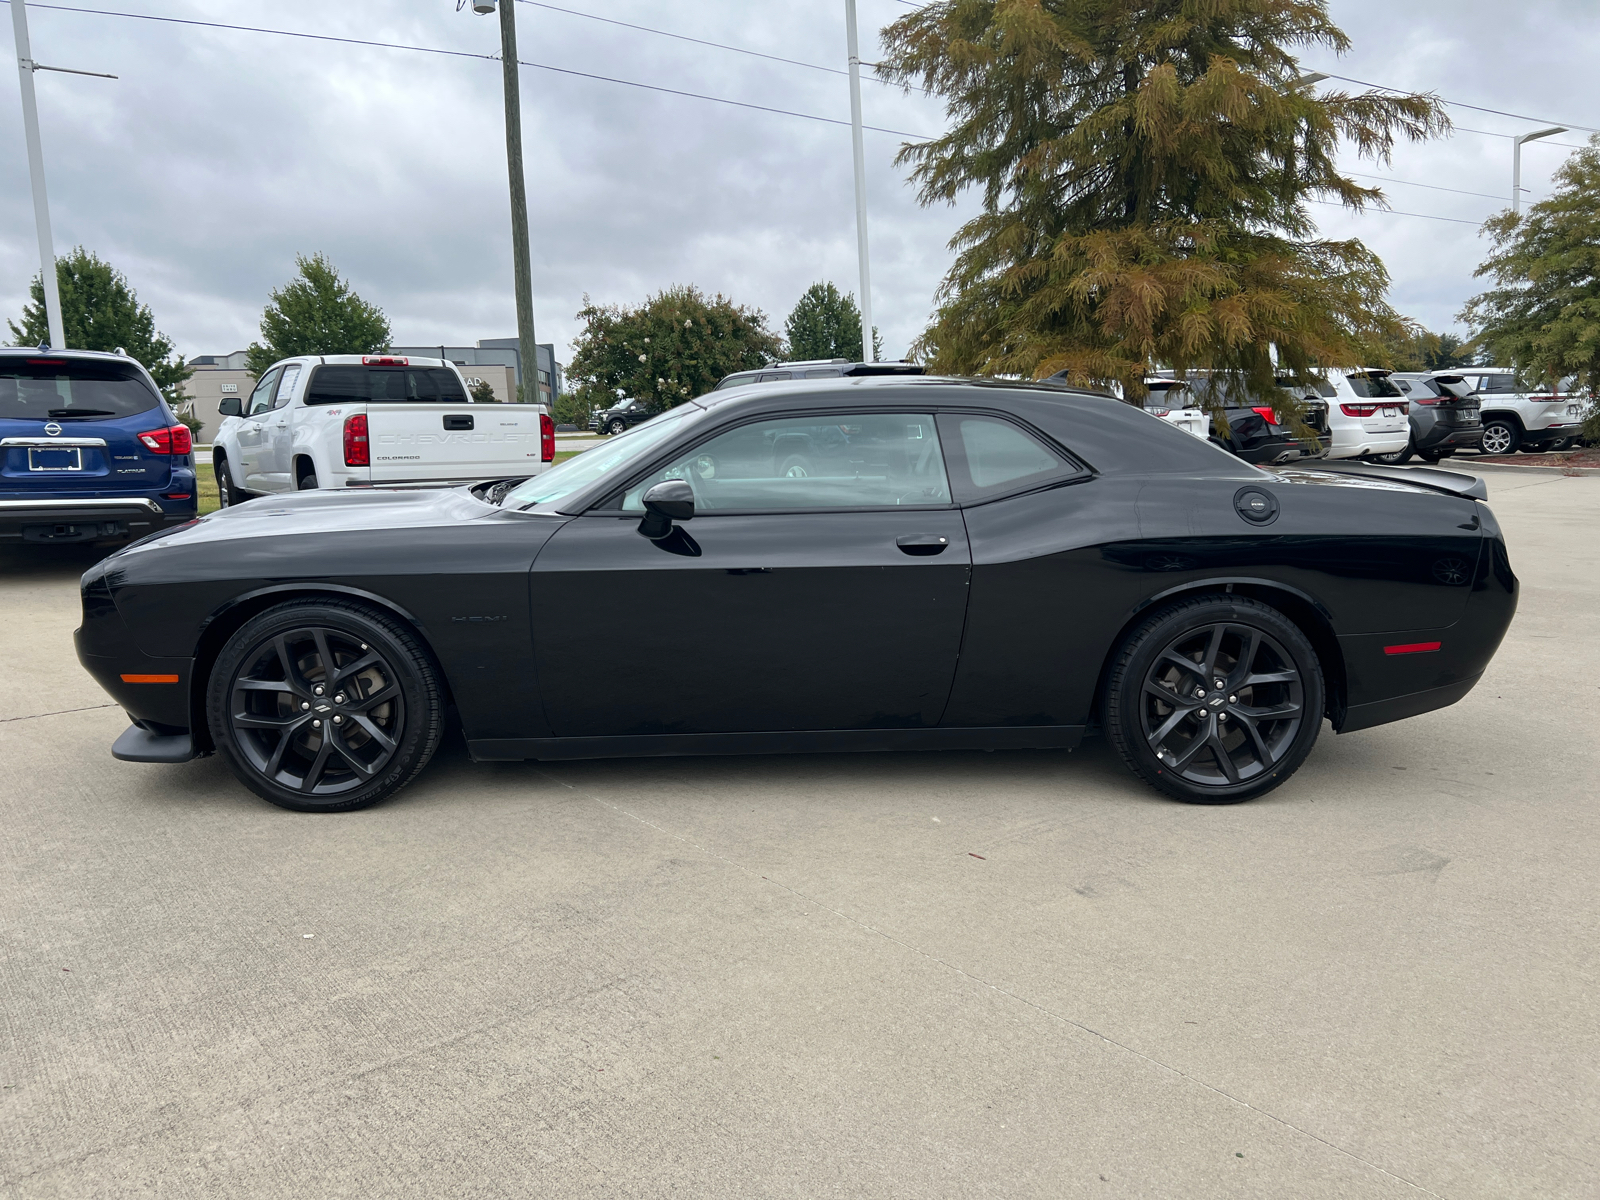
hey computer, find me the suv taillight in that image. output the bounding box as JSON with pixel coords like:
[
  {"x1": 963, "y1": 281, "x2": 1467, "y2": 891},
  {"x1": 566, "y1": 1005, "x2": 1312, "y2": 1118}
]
[
  {"x1": 343, "y1": 413, "x2": 370, "y2": 466},
  {"x1": 1251, "y1": 406, "x2": 1280, "y2": 425},
  {"x1": 1341, "y1": 404, "x2": 1379, "y2": 417},
  {"x1": 137, "y1": 424, "x2": 193, "y2": 455},
  {"x1": 540, "y1": 412, "x2": 555, "y2": 462}
]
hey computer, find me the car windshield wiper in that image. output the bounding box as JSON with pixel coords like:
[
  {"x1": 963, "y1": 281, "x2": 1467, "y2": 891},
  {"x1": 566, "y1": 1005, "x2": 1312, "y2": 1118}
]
[{"x1": 47, "y1": 408, "x2": 117, "y2": 418}]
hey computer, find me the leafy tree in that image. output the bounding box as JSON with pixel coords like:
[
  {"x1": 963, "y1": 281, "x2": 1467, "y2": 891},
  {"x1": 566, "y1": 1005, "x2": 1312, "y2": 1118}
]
[
  {"x1": 246, "y1": 253, "x2": 390, "y2": 376},
  {"x1": 9, "y1": 246, "x2": 192, "y2": 403},
  {"x1": 467, "y1": 378, "x2": 499, "y2": 404},
  {"x1": 1379, "y1": 326, "x2": 1474, "y2": 372},
  {"x1": 1461, "y1": 134, "x2": 1600, "y2": 437},
  {"x1": 566, "y1": 285, "x2": 782, "y2": 412},
  {"x1": 784, "y1": 282, "x2": 882, "y2": 361},
  {"x1": 878, "y1": 0, "x2": 1447, "y2": 416}
]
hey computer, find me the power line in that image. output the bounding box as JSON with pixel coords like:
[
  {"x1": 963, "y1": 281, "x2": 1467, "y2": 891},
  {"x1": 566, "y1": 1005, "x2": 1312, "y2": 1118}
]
[
  {"x1": 1345, "y1": 172, "x2": 1507, "y2": 201},
  {"x1": 1, "y1": 0, "x2": 929, "y2": 138},
  {"x1": 1318, "y1": 72, "x2": 1598, "y2": 136},
  {"x1": 515, "y1": 0, "x2": 929, "y2": 93},
  {"x1": 1308, "y1": 200, "x2": 1482, "y2": 226}
]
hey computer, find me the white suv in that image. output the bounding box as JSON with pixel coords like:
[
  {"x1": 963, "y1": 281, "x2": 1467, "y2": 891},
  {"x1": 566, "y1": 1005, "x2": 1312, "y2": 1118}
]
[
  {"x1": 1277, "y1": 369, "x2": 1410, "y2": 459},
  {"x1": 1437, "y1": 368, "x2": 1586, "y2": 455}
]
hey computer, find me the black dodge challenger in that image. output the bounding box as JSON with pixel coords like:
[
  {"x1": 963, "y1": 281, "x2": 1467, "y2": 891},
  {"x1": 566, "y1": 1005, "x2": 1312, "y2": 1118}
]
[{"x1": 76, "y1": 377, "x2": 1517, "y2": 812}]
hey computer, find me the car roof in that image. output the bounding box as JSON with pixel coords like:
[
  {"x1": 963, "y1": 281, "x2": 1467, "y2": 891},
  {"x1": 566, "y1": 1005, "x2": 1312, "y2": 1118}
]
[
  {"x1": 269, "y1": 354, "x2": 454, "y2": 369},
  {"x1": 0, "y1": 345, "x2": 164, "y2": 390}
]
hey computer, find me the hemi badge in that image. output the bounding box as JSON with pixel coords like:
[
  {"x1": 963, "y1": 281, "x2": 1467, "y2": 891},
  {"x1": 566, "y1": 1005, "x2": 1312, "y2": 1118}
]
[
  {"x1": 1383, "y1": 642, "x2": 1441, "y2": 656},
  {"x1": 121, "y1": 674, "x2": 180, "y2": 683}
]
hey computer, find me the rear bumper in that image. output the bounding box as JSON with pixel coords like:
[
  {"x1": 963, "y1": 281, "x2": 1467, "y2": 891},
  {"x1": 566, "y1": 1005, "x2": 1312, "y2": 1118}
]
[
  {"x1": 1415, "y1": 424, "x2": 1482, "y2": 453},
  {"x1": 0, "y1": 497, "x2": 194, "y2": 543},
  {"x1": 1339, "y1": 674, "x2": 1482, "y2": 734}
]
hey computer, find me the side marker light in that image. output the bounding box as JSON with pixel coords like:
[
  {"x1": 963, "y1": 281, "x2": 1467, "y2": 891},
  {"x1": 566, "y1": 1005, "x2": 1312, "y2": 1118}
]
[
  {"x1": 120, "y1": 674, "x2": 180, "y2": 683},
  {"x1": 1384, "y1": 642, "x2": 1441, "y2": 656}
]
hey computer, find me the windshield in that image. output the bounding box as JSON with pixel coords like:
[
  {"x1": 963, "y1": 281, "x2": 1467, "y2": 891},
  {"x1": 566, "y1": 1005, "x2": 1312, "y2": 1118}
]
[
  {"x1": 0, "y1": 358, "x2": 162, "y2": 421},
  {"x1": 501, "y1": 404, "x2": 700, "y2": 509}
]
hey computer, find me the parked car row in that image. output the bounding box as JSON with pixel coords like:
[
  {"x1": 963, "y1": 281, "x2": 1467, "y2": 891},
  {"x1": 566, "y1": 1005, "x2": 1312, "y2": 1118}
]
[{"x1": 1393, "y1": 368, "x2": 1586, "y2": 457}]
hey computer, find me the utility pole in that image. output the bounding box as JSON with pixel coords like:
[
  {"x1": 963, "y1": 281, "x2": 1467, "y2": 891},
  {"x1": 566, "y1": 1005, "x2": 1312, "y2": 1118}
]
[
  {"x1": 470, "y1": 0, "x2": 539, "y2": 402},
  {"x1": 844, "y1": 0, "x2": 875, "y2": 363},
  {"x1": 11, "y1": 0, "x2": 66, "y2": 349},
  {"x1": 1513, "y1": 126, "x2": 1567, "y2": 215}
]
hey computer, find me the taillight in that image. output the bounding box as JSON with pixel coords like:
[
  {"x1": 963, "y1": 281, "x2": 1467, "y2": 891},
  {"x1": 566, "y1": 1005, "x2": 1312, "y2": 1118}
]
[
  {"x1": 137, "y1": 424, "x2": 193, "y2": 454},
  {"x1": 362, "y1": 355, "x2": 409, "y2": 366},
  {"x1": 1412, "y1": 394, "x2": 1440, "y2": 405},
  {"x1": 343, "y1": 413, "x2": 370, "y2": 466},
  {"x1": 1251, "y1": 406, "x2": 1279, "y2": 425},
  {"x1": 540, "y1": 412, "x2": 555, "y2": 462},
  {"x1": 1341, "y1": 404, "x2": 1379, "y2": 417}
]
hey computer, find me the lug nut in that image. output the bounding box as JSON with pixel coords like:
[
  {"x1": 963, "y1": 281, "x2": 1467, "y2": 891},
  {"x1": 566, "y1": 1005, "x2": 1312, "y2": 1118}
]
[
  {"x1": 1214, "y1": 679, "x2": 1225, "y2": 689},
  {"x1": 300, "y1": 702, "x2": 310, "y2": 711},
  {"x1": 1229, "y1": 695, "x2": 1237, "y2": 703},
  {"x1": 1219, "y1": 712, "x2": 1228, "y2": 721},
  {"x1": 333, "y1": 715, "x2": 343, "y2": 725},
  {"x1": 1195, "y1": 688, "x2": 1206, "y2": 699},
  {"x1": 312, "y1": 719, "x2": 321, "y2": 728},
  {"x1": 314, "y1": 685, "x2": 324, "y2": 696},
  {"x1": 334, "y1": 694, "x2": 345, "y2": 704}
]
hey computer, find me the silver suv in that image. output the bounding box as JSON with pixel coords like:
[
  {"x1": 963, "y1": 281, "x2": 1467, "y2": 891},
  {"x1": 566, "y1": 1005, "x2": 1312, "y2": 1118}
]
[{"x1": 1439, "y1": 368, "x2": 1586, "y2": 454}]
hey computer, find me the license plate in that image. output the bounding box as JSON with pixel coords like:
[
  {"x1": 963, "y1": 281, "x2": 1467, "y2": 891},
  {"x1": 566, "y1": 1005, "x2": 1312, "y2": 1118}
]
[
  {"x1": 1382, "y1": 406, "x2": 1403, "y2": 417},
  {"x1": 28, "y1": 446, "x2": 82, "y2": 471}
]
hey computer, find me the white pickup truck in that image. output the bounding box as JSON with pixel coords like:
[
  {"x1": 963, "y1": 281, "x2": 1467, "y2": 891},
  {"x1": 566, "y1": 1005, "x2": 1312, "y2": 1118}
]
[{"x1": 212, "y1": 355, "x2": 553, "y2": 505}]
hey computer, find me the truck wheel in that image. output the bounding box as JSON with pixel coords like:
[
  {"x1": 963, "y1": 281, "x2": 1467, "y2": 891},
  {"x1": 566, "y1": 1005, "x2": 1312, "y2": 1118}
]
[
  {"x1": 1479, "y1": 419, "x2": 1519, "y2": 456},
  {"x1": 1103, "y1": 595, "x2": 1324, "y2": 804},
  {"x1": 214, "y1": 454, "x2": 246, "y2": 507},
  {"x1": 608, "y1": 419, "x2": 626, "y2": 436},
  {"x1": 296, "y1": 462, "x2": 318, "y2": 490},
  {"x1": 206, "y1": 600, "x2": 445, "y2": 813}
]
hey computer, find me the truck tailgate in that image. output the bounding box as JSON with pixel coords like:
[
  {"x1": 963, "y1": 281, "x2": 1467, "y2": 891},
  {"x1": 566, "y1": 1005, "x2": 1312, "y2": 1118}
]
[{"x1": 365, "y1": 404, "x2": 544, "y2": 482}]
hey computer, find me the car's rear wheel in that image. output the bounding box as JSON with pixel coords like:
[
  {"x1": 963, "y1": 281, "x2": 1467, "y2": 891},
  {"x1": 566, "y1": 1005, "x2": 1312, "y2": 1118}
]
[
  {"x1": 1370, "y1": 441, "x2": 1414, "y2": 464},
  {"x1": 207, "y1": 600, "x2": 444, "y2": 812},
  {"x1": 1104, "y1": 595, "x2": 1324, "y2": 804},
  {"x1": 1479, "y1": 419, "x2": 1519, "y2": 456},
  {"x1": 296, "y1": 461, "x2": 318, "y2": 491}
]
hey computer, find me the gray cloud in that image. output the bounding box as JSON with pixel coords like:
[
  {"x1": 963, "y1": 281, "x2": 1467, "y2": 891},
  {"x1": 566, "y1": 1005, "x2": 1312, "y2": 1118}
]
[{"x1": 2, "y1": 0, "x2": 1594, "y2": 365}]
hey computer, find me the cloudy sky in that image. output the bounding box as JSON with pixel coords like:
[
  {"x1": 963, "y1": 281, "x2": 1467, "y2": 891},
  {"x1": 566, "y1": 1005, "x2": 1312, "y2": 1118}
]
[{"x1": 2, "y1": 0, "x2": 1596, "y2": 368}]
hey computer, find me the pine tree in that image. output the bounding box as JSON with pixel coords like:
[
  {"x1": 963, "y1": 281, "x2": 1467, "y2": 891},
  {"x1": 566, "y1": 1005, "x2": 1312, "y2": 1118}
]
[
  {"x1": 246, "y1": 254, "x2": 391, "y2": 376},
  {"x1": 9, "y1": 247, "x2": 192, "y2": 403},
  {"x1": 1461, "y1": 134, "x2": 1600, "y2": 438},
  {"x1": 784, "y1": 282, "x2": 882, "y2": 361},
  {"x1": 879, "y1": 0, "x2": 1447, "y2": 411}
]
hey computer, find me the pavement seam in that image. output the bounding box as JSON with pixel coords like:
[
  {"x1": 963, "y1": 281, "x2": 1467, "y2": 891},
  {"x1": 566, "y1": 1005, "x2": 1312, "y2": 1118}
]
[
  {"x1": 542, "y1": 768, "x2": 1449, "y2": 1200},
  {"x1": 0, "y1": 703, "x2": 118, "y2": 724}
]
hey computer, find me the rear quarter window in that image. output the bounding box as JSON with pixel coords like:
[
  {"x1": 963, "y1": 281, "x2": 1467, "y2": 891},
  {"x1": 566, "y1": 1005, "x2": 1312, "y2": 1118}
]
[{"x1": 0, "y1": 358, "x2": 161, "y2": 421}]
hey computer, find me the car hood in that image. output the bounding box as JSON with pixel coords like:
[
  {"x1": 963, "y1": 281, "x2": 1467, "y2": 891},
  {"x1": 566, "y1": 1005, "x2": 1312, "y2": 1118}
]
[{"x1": 113, "y1": 485, "x2": 495, "y2": 558}]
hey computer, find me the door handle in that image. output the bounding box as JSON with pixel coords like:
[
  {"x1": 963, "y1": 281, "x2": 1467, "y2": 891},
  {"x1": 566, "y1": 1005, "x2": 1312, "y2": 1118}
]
[
  {"x1": 248, "y1": 422, "x2": 263, "y2": 432},
  {"x1": 897, "y1": 534, "x2": 950, "y2": 556},
  {"x1": 444, "y1": 414, "x2": 474, "y2": 431}
]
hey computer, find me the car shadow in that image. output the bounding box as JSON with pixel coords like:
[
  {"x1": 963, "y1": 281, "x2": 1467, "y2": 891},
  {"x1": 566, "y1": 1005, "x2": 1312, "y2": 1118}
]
[{"x1": 0, "y1": 542, "x2": 120, "y2": 582}]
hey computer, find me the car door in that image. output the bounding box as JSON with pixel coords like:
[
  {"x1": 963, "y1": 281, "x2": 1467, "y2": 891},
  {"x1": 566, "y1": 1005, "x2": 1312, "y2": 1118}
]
[
  {"x1": 235, "y1": 366, "x2": 281, "y2": 490},
  {"x1": 531, "y1": 411, "x2": 971, "y2": 737},
  {"x1": 260, "y1": 362, "x2": 302, "y2": 491}
]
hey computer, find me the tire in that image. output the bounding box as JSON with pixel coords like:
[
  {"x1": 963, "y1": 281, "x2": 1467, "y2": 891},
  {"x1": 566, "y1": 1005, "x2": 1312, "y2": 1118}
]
[
  {"x1": 1417, "y1": 449, "x2": 1444, "y2": 463},
  {"x1": 206, "y1": 600, "x2": 445, "y2": 813},
  {"x1": 778, "y1": 454, "x2": 814, "y2": 478},
  {"x1": 214, "y1": 454, "x2": 246, "y2": 507},
  {"x1": 1370, "y1": 442, "x2": 1414, "y2": 464},
  {"x1": 1103, "y1": 595, "x2": 1324, "y2": 804},
  {"x1": 1479, "y1": 419, "x2": 1519, "y2": 456},
  {"x1": 608, "y1": 419, "x2": 626, "y2": 436},
  {"x1": 296, "y1": 462, "x2": 318, "y2": 491}
]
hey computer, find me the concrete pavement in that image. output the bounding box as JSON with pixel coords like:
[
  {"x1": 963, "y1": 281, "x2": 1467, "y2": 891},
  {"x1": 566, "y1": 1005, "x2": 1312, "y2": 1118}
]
[{"x1": 1, "y1": 471, "x2": 1596, "y2": 1198}]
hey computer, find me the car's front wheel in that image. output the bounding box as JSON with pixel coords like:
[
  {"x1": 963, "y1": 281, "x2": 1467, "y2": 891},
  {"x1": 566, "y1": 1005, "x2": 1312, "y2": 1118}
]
[
  {"x1": 1103, "y1": 595, "x2": 1324, "y2": 804},
  {"x1": 214, "y1": 454, "x2": 245, "y2": 507},
  {"x1": 207, "y1": 600, "x2": 444, "y2": 812},
  {"x1": 608, "y1": 419, "x2": 626, "y2": 436}
]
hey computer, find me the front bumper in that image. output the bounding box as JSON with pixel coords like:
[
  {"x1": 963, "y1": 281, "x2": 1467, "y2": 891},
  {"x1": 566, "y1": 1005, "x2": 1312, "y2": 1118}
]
[{"x1": 0, "y1": 497, "x2": 194, "y2": 543}]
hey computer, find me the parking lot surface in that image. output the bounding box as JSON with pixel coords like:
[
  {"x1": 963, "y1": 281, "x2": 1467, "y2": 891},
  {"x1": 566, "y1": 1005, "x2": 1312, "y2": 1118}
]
[{"x1": 2, "y1": 468, "x2": 1596, "y2": 1199}]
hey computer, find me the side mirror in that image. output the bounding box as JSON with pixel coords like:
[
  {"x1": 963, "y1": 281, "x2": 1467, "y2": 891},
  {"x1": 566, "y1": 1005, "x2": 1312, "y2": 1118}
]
[
  {"x1": 638, "y1": 478, "x2": 694, "y2": 540},
  {"x1": 218, "y1": 395, "x2": 241, "y2": 417}
]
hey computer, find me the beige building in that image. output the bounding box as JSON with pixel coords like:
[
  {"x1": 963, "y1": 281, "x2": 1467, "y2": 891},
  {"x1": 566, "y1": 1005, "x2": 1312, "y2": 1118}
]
[{"x1": 179, "y1": 355, "x2": 521, "y2": 445}]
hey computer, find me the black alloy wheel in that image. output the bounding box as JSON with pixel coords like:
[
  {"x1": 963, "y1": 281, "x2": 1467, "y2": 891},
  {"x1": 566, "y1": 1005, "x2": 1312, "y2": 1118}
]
[
  {"x1": 1104, "y1": 595, "x2": 1324, "y2": 803},
  {"x1": 207, "y1": 600, "x2": 443, "y2": 812}
]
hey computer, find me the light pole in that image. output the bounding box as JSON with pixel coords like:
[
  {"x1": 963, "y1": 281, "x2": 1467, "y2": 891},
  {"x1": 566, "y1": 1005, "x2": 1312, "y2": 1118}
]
[
  {"x1": 1513, "y1": 126, "x2": 1567, "y2": 215},
  {"x1": 11, "y1": 0, "x2": 65, "y2": 349},
  {"x1": 468, "y1": 0, "x2": 539, "y2": 402},
  {"x1": 844, "y1": 0, "x2": 875, "y2": 363}
]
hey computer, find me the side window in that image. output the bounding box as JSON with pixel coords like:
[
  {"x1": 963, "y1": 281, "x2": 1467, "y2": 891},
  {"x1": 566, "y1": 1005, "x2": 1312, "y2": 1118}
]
[
  {"x1": 247, "y1": 367, "x2": 283, "y2": 416},
  {"x1": 305, "y1": 366, "x2": 365, "y2": 404},
  {"x1": 621, "y1": 413, "x2": 951, "y2": 512},
  {"x1": 757, "y1": 371, "x2": 793, "y2": 383},
  {"x1": 937, "y1": 413, "x2": 1080, "y2": 504},
  {"x1": 804, "y1": 368, "x2": 844, "y2": 379},
  {"x1": 273, "y1": 363, "x2": 302, "y2": 408},
  {"x1": 1484, "y1": 374, "x2": 1518, "y2": 394}
]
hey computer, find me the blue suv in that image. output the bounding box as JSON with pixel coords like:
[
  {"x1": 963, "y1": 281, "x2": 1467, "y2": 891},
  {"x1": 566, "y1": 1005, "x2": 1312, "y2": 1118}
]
[{"x1": 1, "y1": 348, "x2": 198, "y2": 546}]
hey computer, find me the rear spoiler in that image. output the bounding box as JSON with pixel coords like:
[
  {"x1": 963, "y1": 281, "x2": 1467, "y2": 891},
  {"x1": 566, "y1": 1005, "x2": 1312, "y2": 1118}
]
[{"x1": 1308, "y1": 461, "x2": 1488, "y2": 501}]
